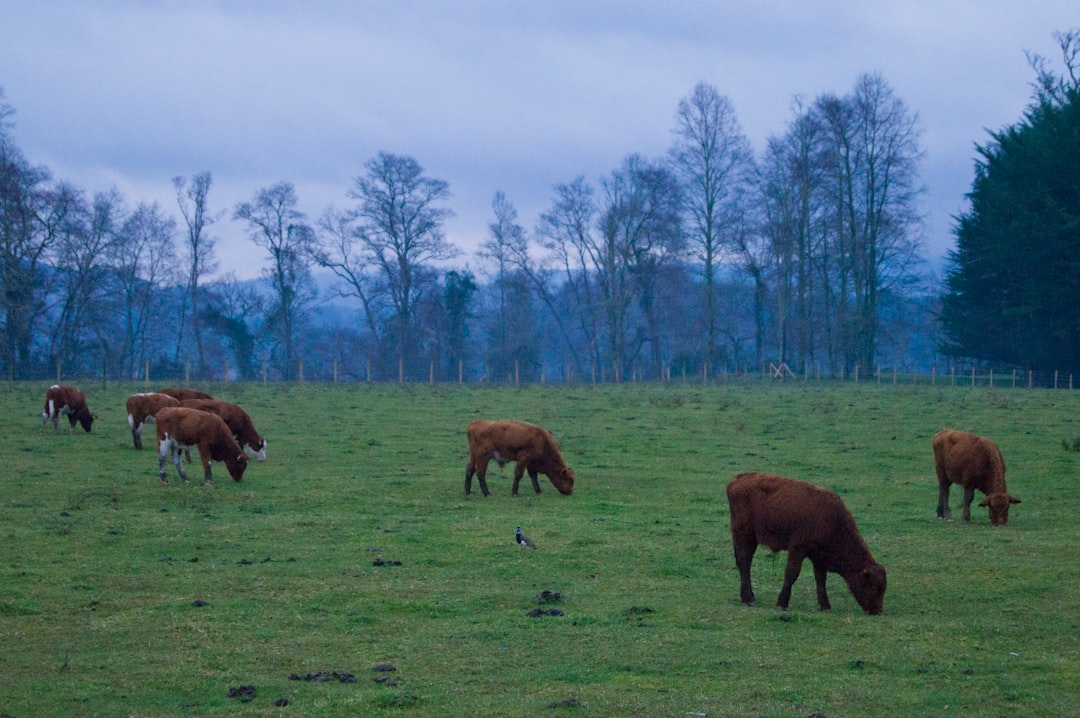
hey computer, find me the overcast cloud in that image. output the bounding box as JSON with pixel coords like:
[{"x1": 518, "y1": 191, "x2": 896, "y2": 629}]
[{"x1": 1, "y1": 1, "x2": 1076, "y2": 279}]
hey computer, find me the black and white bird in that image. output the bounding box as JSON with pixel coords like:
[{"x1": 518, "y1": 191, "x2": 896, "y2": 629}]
[{"x1": 515, "y1": 526, "x2": 536, "y2": 552}]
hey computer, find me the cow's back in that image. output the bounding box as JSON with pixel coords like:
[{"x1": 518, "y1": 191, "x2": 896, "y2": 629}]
[
  {"x1": 727, "y1": 472, "x2": 847, "y2": 550},
  {"x1": 468, "y1": 420, "x2": 542, "y2": 453},
  {"x1": 934, "y1": 429, "x2": 1004, "y2": 490}
]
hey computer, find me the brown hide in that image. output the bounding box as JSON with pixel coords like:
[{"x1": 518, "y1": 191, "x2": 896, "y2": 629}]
[
  {"x1": 725, "y1": 472, "x2": 887, "y2": 615},
  {"x1": 157, "y1": 387, "x2": 214, "y2": 401},
  {"x1": 179, "y1": 398, "x2": 266, "y2": 460},
  {"x1": 126, "y1": 393, "x2": 180, "y2": 449},
  {"x1": 155, "y1": 407, "x2": 248, "y2": 484},
  {"x1": 465, "y1": 419, "x2": 575, "y2": 497},
  {"x1": 933, "y1": 429, "x2": 1020, "y2": 526},
  {"x1": 40, "y1": 385, "x2": 95, "y2": 434}
]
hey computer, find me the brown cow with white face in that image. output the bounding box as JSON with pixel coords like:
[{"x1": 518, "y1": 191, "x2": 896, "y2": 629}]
[
  {"x1": 178, "y1": 398, "x2": 266, "y2": 461},
  {"x1": 40, "y1": 385, "x2": 95, "y2": 434},
  {"x1": 126, "y1": 392, "x2": 180, "y2": 450},
  {"x1": 726, "y1": 472, "x2": 887, "y2": 615},
  {"x1": 155, "y1": 407, "x2": 248, "y2": 485},
  {"x1": 465, "y1": 420, "x2": 575, "y2": 497},
  {"x1": 933, "y1": 429, "x2": 1020, "y2": 526}
]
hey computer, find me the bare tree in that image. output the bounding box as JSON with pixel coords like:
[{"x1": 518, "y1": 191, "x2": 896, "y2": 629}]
[
  {"x1": 595, "y1": 154, "x2": 684, "y2": 379},
  {"x1": 0, "y1": 91, "x2": 69, "y2": 377},
  {"x1": 111, "y1": 201, "x2": 177, "y2": 378},
  {"x1": 815, "y1": 73, "x2": 924, "y2": 370},
  {"x1": 1026, "y1": 28, "x2": 1080, "y2": 106},
  {"x1": 478, "y1": 191, "x2": 535, "y2": 377},
  {"x1": 759, "y1": 99, "x2": 828, "y2": 369},
  {"x1": 347, "y1": 152, "x2": 456, "y2": 377},
  {"x1": 233, "y1": 181, "x2": 316, "y2": 379},
  {"x1": 535, "y1": 176, "x2": 600, "y2": 376},
  {"x1": 312, "y1": 206, "x2": 382, "y2": 346},
  {"x1": 50, "y1": 187, "x2": 126, "y2": 373},
  {"x1": 172, "y1": 171, "x2": 220, "y2": 377},
  {"x1": 670, "y1": 82, "x2": 755, "y2": 370}
]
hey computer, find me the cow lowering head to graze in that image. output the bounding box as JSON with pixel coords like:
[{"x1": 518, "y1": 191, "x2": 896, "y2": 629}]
[
  {"x1": 40, "y1": 385, "x2": 95, "y2": 434},
  {"x1": 154, "y1": 407, "x2": 248, "y2": 485},
  {"x1": 725, "y1": 472, "x2": 887, "y2": 615},
  {"x1": 157, "y1": 387, "x2": 214, "y2": 402},
  {"x1": 178, "y1": 398, "x2": 266, "y2": 461},
  {"x1": 933, "y1": 429, "x2": 1020, "y2": 526},
  {"x1": 465, "y1": 420, "x2": 575, "y2": 497},
  {"x1": 126, "y1": 392, "x2": 180, "y2": 450}
]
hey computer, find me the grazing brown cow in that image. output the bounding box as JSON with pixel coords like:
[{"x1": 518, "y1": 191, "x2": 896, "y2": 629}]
[
  {"x1": 178, "y1": 398, "x2": 266, "y2": 461},
  {"x1": 155, "y1": 407, "x2": 248, "y2": 485},
  {"x1": 157, "y1": 387, "x2": 214, "y2": 401},
  {"x1": 126, "y1": 392, "x2": 180, "y2": 449},
  {"x1": 40, "y1": 384, "x2": 95, "y2": 434},
  {"x1": 725, "y1": 472, "x2": 887, "y2": 615},
  {"x1": 465, "y1": 420, "x2": 575, "y2": 497},
  {"x1": 933, "y1": 429, "x2": 1020, "y2": 526}
]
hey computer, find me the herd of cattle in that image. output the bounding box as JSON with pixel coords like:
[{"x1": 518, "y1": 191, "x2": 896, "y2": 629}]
[
  {"x1": 40, "y1": 384, "x2": 266, "y2": 485},
  {"x1": 39, "y1": 385, "x2": 1021, "y2": 616}
]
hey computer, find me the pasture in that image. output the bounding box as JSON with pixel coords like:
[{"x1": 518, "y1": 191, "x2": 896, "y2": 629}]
[{"x1": 1, "y1": 381, "x2": 1077, "y2": 716}]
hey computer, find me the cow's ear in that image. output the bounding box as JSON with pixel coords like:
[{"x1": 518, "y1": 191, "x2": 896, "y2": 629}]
[
  {"x1": 1009, "y1": 495, "x2": 1022, "y2": 504},
  {"x1": 977, "y1": 497, "x2": 990, "y2": 507}
]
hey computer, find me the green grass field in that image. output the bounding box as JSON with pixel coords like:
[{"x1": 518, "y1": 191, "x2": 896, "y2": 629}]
[{"x1": 1, "y1": 381, "x2": 1078, "y2": 716}]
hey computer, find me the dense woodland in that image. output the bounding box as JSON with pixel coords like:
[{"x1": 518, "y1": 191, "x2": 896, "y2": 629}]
[{"x1": 2, "y1": 32, "x2": 1078, "y2": 383}]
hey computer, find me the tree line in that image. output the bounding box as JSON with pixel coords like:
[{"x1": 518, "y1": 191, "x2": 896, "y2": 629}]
[{"x1": 4, "y1": 39, "x2": 1074, "y2": 384}]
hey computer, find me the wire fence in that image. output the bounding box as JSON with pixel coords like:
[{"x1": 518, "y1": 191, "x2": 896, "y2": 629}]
[{"x1": 17, "y1": 356, "x2": 1078, "y2": 391}]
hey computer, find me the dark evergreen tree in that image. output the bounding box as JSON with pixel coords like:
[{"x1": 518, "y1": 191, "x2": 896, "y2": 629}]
[{"x1": 942, "y1": 32, "x2": 1080, "y2": 372}]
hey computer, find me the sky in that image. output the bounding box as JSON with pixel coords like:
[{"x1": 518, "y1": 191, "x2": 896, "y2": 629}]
[{"x1": 1, "y1": 1, "x2": 1076, "y2": 281}]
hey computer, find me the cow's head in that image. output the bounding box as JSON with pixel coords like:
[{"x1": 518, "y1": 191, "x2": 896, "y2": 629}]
[
  {"x1": 550, "y1": 466, "x2": 575, "y2": 496},
  {"x1": 79, "y1": 413, "x2": 97, "y2": 433},
  {"x1": 245, "y1": 438, "x2": 267, "y2": 462},
  {"x1": 848, "y1": 563, "x2": 887, "y2": 615},
  {"x1": 226, "y1": 452, "x2": 249, "y2": 482},
  {"x1": 979, "y1": 492, "x2": 1021, "y2": 526}
]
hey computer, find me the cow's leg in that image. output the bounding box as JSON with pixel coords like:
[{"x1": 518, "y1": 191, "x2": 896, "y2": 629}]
[
  {"x1": 200, "y1": 452, "x2": 213, "y2": 486},
  {"x1": 961, "y1": 486, "x2": 976, "y2": 523},
  {"x1": 67, "y1": 413, "x2": 78, "y2": 435},
  {"x1": 777, "y1": 550, "x2": 806, "y2": 610},
  {"x1": 733, "y1": 537, "x2": 757, "y2": 606},
  {"x1": 158, "y1": 440, "x2": 173, "y2": 484},
  {"x1": 465, "y1": 454, "x2": 476, "y2": 495},
  {"x1": 528, "y1": 466, "x2": 542, "y2": 494},
  {"x1": 170, "y1": 446, "x2": 188, "y2": 484},
  {"x1": 937, "y1": 479, "x2": 952, "y2": 520},
  {"x1": 133, "y1": 423, "x2": 143, "y2": 451},
  {"x1": 512, "y1": 463, "x2": 528, "y2": 496},
  {"x1": 472, "y1": 455, "x2": 491, "y2": 496},
  {"x1": 813, "y1": 562, "x2": 832, "y2": 611}
]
